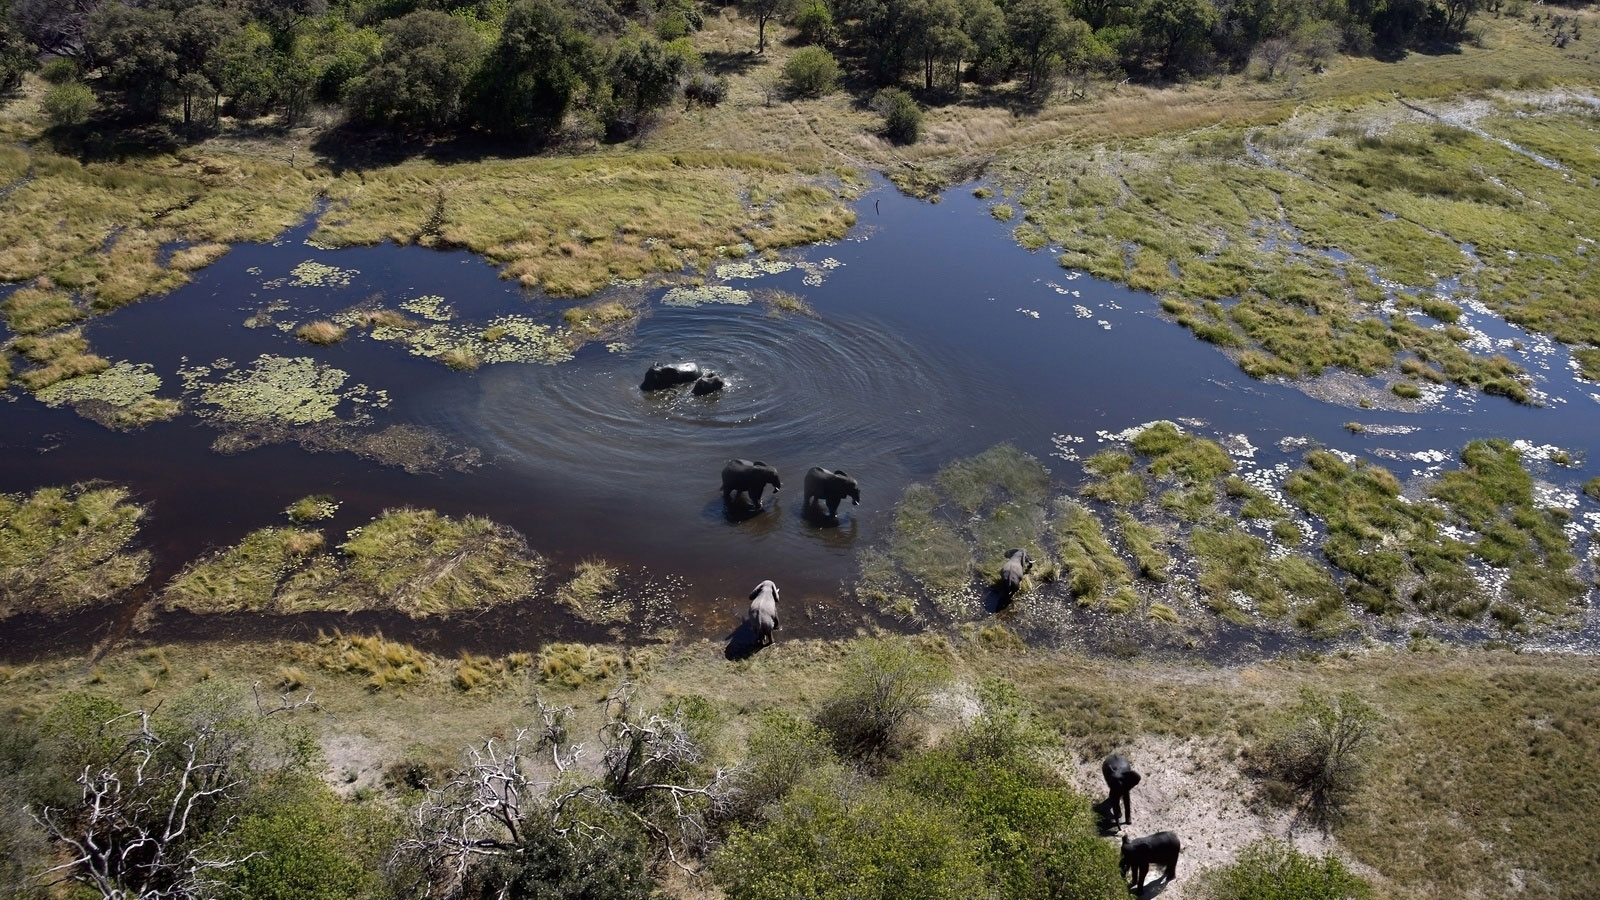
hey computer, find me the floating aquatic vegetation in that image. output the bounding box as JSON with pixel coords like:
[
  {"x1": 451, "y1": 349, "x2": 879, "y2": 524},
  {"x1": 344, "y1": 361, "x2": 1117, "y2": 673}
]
[
  {"x1": 243, "y1": 299, "x2": 290, "y2": 329},
  {"x1": 213, "y1": 422, "x2": 480, "y2": 474},
  {"x1": 661, "y1": 285, "x2": 752, "y2": 307},
  {"x1": 286, "y1": 495, "x2": 340, "y2": 523},
  {"x1": 606, "y1": 342, "x2": 631, "y2": 353},
  {"x1": 285, "y1": 260, "x2": 359, "y2": 288},
  {"x1": 181, "y1": 355, "x2": 386, "y2": 426},
  {"x1": 556, "y1": 558, "x2": 625, "y2": 624},
  {"x1": 399, "y1": 294, "x2": 454, "y2": 322},
  {"x1": 715, "y1": 258, "x2": 794, "y2": 280},
  {"x1": 385, "y1": 315, "x2": 574, "y2": 367},
  {"x1": 0, "y1": 483, "x2": 150, "y2": 618},
  {"x1": 34, "y1": 361, "x2": 181, "y2": 430},
  {"x1": 296, "y1": 320, "x2": 347, "y2": 345}
]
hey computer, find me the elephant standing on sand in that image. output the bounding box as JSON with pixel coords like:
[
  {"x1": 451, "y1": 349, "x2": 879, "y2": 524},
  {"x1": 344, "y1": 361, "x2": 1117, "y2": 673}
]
[
  {"x1": 1120, "y1": 831, "x2": 1180, "y2": 891},
  {"x1": 803, "y1": 467, "x2": 859, "y2": 518},
  {"x1": 722, "y1": 459, "x2": 781, "y2": 507},
  {"x1": 747, "y1": 579, "x2": 779, "y2": 646},
  {"x1": 1102, "y1": 753, "x2": 1142, "y2": 826}
]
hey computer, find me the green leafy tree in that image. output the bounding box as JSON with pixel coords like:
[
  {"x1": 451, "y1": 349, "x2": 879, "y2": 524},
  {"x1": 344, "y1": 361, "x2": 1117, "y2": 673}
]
[
  {"x1": 605, "y1": 34, "x2": 685, "y2": 135},
  {"x1": 959, "y1": 0, "x2": 1010, "y2": 82},
  {"x1": 1006, "y1": 0, "x2": 1067, "y2": 89},
  {"x1": 745, "y1": 0, "x2": 792, "y2": 52},
  {"x1": 343, "y1": 10, "x2": 484, "y2": 129},
  {"x1": 1139, "y1": 0, "x2": 1219, "y2": 77},
  {"x1": 836, "y1": 0, "x2": 917, "y2": 81},
  {"x1": 216, "y1": 776, "x2": 391, "y2": 900},
  {"x1": 86, "y1": 0, "x2": 238, "y2": 124},
  {"x1": 463, "y1": 815, "x2": 654, "y2": 900},
  {"x1": 0, "y1": 7, "x2": 34, "y2": 93},
  {"x1": 471, "y1": 0, "x2": 596, "y2": 138},
  {"x1": 1253, "y1": 689, "x2": 1382, "y2": 826},
  {"x1": 780, "y1": 44, "x2": 840, "y2": 96},
  {"x1": 814, "y1": 638, "x2": 949, "y2": 763},
  {"x1": 10, "y1": 0, "x2": 101, "y2": 59},
  {"x1": 908, "y1": 0, "x2": 969, "y2": 89}
]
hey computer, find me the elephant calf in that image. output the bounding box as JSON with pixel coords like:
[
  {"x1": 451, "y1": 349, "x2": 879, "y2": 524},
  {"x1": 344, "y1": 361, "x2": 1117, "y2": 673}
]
[
  {"x1": 747, "y1": 579, "x2": 780, "y2": 646},
  {"x1": 1120, "y1": 831, "x2": 1179, "y2": 891},
  {"x1": 692, "y1": 372, "x2": 726, "y2": 395},
  {"x1": 721, "y1": 459, "x2": 781, "y2": 507},
  {"x1": 803, "y1": 467, "x2": 860, "y2": 518},
  {"x1": 999, "y1": 548, "x2": 1031, "y2": 597},
  {"x1": 1101, "y1": 753, "x2": 1142, "y2": 826},
  {"x1": 641, "y1": 362, "x2": 701, "y2": 391}
]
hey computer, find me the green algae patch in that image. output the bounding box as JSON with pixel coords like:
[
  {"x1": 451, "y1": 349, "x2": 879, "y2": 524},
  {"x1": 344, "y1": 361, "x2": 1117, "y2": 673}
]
[
  {"x1": 285, "y1": 495, "x2": 339, "y2": 523},
  {"x1": 34, "y1": 361, "x2": 181, "y2": 430},
  {"x1": 935, "y1": 444, "x2": 1052, "y2": 512},
  {"x1": 1, "y1": 286, "x2": 83, "y2": 334},
  {"x1": 0, "y1": 483, "x2": 150, "y2": 618},
  {"x1": 399, "y1": 294, "x2": 453, "y2": 322},
  {"x1": 156, "y1": 509, "x2": 544, "y2": 618},
  {"x1": 661, "y1": 285, "x2": 752, "y2": 307},
  {"x1": 285, "y1": 260, "x2": 359, "y2": 289},
  {"x1": 180, "y1": 355, "x2": 386, "y2": 427}
]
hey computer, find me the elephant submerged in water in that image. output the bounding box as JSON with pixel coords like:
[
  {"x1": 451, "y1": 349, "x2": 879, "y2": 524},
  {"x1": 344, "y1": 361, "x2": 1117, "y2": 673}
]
[
  {"x1": 747, "y1": 579, "x2": 779, "y2": 646},
  {"x1": 721, "y1": 459, "x2": 781, "y2": 507},
  {"x1": 803, "y1": 467, "x2": 860, "y2": 519},
  {"x1": 692, "y1": 372, "x2": 726, "y2": 395},
  {"x1": 641, "y1": 362, "x2": 702, "y2": 391}
]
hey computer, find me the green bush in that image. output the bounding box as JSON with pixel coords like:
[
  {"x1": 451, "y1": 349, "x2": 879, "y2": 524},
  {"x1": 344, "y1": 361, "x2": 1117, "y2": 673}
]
[
  {"x1": 40, "y1": 58, "x2": 78, "y2": 85},
  {"x1": 871, "y1": 87, "x2": 921, "y2": 145},
  {"x1": 217, "y1": 777, "x2": 391, "y2": 900},
  {"x1": 782, "y1": 46, "x2": 841, "y2": 98},
  {"x1": 1252, "y1": 689, "x2": 1381, "y2": 826},
  {"x1": 716, "y1": 777, "x2": 986, "y2": 900},
  {"x1": 814, "y1": 639, "x2": 949, "y2": 763},
  {"x1": 42, "y1": 81, "x2": 95, "y2": 127},
  {"x1": 790, "y1": 0, "x2": 839, "y2": 46},
  {"x1": 892, "y1": 751, "x2": 1124, "y2": 900},
  {"x1": 464, "y1": 816, "x2": 653, "y2": 900},
  {"x1": 725, "y1": 708, "x2": 837, "y2": 823},
  {"x1": 1201, "y1": 839, "x2": 1372, "y2": 900}
]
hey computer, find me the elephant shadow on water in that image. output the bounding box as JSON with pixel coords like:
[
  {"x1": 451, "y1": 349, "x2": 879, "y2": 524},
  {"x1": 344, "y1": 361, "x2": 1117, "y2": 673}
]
[
  {"x1": 723, "y1": 617, "x2": 767, "y2": 661},
  {"x1": 703, "y1": 496, "x2": 783, "y2": 532}
]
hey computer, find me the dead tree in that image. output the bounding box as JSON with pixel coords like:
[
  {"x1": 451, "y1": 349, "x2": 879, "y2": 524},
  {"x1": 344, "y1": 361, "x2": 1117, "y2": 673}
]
[{"x1": 29, "y1": 707, "x2": 256, "y2": 899}]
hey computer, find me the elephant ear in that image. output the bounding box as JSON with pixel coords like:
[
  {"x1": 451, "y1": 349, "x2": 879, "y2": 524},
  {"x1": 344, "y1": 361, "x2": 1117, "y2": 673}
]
[
  {"x1": 753, "y1": 461, "x2": 766, "y2": 467},
  {"x1": 749, "y1": 584, "x2": 763, "y2": 601},
  {"x1": 834, "y1": 470, "x2": 847, "y2": 477}
]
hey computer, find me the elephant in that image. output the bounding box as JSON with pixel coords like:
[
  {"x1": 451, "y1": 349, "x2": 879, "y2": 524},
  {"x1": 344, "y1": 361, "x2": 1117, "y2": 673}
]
[
  {"x1": 999, "y1": 548, "x2": 1032, "y2": 597},
  {"x1": 641, "y1": 362, "x2": 702, "y2": 391},
  {"x1": 1101, "y1": 753, "x2": 1142, "y2": 827},
  {"x1": 1120, "y1": 831, "x2": 1180, "y2": 891},
  {"x1": 803, "y1": 467, "x2": 860, "y2": 518},
  {"x1": 747, "y1": 579, "x2": 780, "y2": 646},
  {"x1": 721, "y1": 459, "x2": 781, "y2": 507},
  {"x1": 692, "y1": 372, "x2": 726, "y2": 395}
]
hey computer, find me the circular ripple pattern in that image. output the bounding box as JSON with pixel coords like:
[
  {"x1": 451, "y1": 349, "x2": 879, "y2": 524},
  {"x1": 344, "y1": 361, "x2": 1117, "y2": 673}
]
[{"x1": 445, "y1": 305, "x2": 991, "y2": 493}]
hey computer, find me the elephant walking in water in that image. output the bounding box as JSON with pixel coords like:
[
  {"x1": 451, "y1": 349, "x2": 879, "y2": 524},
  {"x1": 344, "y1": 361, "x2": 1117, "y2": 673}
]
[
  {"x1": 803, "y1": 467, "x2": 860, "y2": 518},
  {"x1": 747, "y1": 579, "x2": 780, "y2": 646},
  {"x1": 721, "y1": 459, "x2": 781, "y2": 507},
  {"x1": 998, "y1": 548, "x2": 1031, "y2": 598}
]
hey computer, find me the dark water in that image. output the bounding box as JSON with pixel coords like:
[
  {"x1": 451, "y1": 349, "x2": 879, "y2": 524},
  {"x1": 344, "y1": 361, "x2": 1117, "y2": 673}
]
[{"x1": 2, "y1": 175, "x2": 1597, "y2": 657}]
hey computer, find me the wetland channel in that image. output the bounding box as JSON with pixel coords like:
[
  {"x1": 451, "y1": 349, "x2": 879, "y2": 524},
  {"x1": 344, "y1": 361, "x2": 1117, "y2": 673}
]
[{"x1": 2, "y1": 175, "x2": 1597, "y2": 658}]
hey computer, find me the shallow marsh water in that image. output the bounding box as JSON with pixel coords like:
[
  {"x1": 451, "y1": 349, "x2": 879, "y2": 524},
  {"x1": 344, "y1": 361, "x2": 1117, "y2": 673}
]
[{"x1": 2, "y1": 175, "x2": 1597, "y2": 658}]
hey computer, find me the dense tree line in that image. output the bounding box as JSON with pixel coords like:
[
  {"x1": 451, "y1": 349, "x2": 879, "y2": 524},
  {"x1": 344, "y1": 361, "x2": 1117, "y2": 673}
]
[{"x1": 1, "y1": 0, "x2": 1493, "y2": 137}]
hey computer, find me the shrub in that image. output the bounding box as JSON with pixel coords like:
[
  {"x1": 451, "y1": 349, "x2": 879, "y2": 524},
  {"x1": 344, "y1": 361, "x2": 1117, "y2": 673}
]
[
  {"x1": 782, "y1": 46, "x2": 840, "y2": 98},
  {"x1": 217, "y1": 777, "x2": 389, "y2": 900},
  {"x1": 715, "y1": 777, "x2": 985, "y2": 900},
  {"x1": 814, "y1": 639, "x2": 949, "y2": 763},
  {"x1": 463, "y1": 815, "x2": 653, "y2": 900},
  {"x1": 41, "y1": 58, "x2": 79, "y2": 84},
  {"x1": 683, "y1": 72, "x2": 728, "y2": 108},
  {"x1": 43, "y1": 81, "x2": 94, "y2": 127},
  {"x1": 790, "y1": 0, "x2": 839, "y2": 46},
  {"x1": 724, "y1": 709, "x2": 837, "y2": 823},
  {"x1": 1201, "y1": 839, "x2": 1372, "y2": 900},
  {"x1": 1252, "y1": 689, "x2": 1381, "y2": 826},
  {"x1": 871, "y1": 88, "x2": 921, "y2": 144}
]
